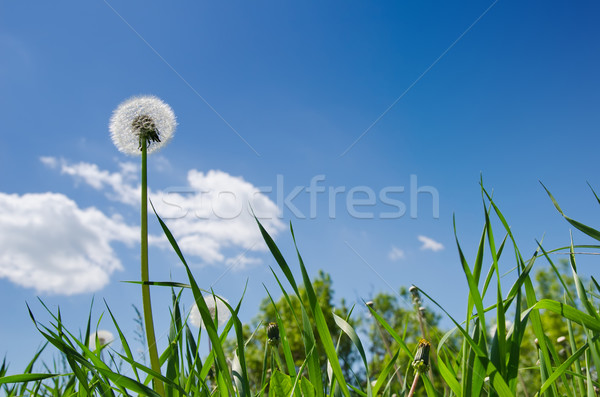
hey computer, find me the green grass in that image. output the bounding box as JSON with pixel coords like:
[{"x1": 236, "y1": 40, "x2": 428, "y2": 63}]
[{"x1": 1, "y1": 181, "x2": 600, "y2": 396}]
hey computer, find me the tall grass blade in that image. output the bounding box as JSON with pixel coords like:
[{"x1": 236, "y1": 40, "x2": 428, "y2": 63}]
[
  {"x1": 526, "y1": 300, "x2": 600, "y2": 332},
  {"x1": 104, "y1": 301, "x2": 141, "y2": 382},
  {"x1": 482, "y1": 185, "x2": 558, "y2": 397},
  {"x1": 0, "y1": 373, "x2": 59, "y2": 385},
  {"x1": 263, "y1": 285, "x2": 297, "y2": 377},
  {"x1": 371, "y1": 348, "x2": 402, "y2": 396},
  {"x1": 537, "y1": 337, "x2": 595, "y2": 395},
  {"x1": 290, "y1": 223, "x2": 352, "y2": 397},
  {"x1": 150, "y1": 201, "x2": 235, "y2": 396},
  {"x1": 256, "y1": 219, "x2": 325, "y2": 397},
  {"x1": 416, "y1": 288, "x2": 514, "y2": 397},
  {"x1": 541, "y1": 183, "x2": 600, "y2": 242},
  {"x1": 268, "y1": 266, "x2": 322, "y2": 396}
]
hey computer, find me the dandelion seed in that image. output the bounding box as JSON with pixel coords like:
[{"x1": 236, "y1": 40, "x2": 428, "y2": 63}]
[
  {"x1": 109, "y1": 95, "x2": 176, "y2": 155},
  {"x1": 89, "y1": 330, "x2": 114, "y2": 351},
  {"x1": 189, "y1": 294, "x2": 230, "y2": 329}
]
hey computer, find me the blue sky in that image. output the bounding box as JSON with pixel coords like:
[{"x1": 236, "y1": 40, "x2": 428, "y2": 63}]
[{"x1": 1, "y1": 1, "x2": 599, "y2": 372}]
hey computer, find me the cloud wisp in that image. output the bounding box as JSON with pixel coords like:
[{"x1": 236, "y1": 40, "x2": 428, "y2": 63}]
[
  {"x1": 388, "y1": 246, "x2": 406, "y2": 261},
  {"x1": 41, "y1": 157, "x2": 140, "y2": 205},
  {"x1": 417, "y1": 235, "x2": 444, "y2": 252}
]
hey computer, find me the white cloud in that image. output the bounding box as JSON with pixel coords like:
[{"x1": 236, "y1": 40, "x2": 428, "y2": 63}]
[
  {"x1": 388, "y1": 246, "x2": 405, "y2": 261},
  {"x1": 417, "y1": 235, "x2": 444, "y2": 252},
  {"x1": 42, "y1": 157, "x2": 284, "y2": 266},
  {"x1": 39, "y1": 156, "x2": 58, "y2": 168},
  {"x1": 154, "y1": 169, "x2": 283, "y2": 264},
  {"x1": 42, "y1": 157, "x2": 139, "y2": 205},
  {"x1": 0, "y1": 192, "x2": 137, "y2": 295}
]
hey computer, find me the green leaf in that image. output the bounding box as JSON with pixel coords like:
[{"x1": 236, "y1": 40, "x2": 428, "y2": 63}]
[
  {"x1": 300, "y1": 377, "x2": 317, "y2": 397},
  {"x1": 0, "y1": 373, "x2": 59, "y2": 385},
  {"x1": 437, "y1": 356, "x2": 461, "y2": 396},
  {"x1": 538, "y1": 337, "x2": 595, "y2": 394},
  {"x1": 366, "y1": 306, "x2": 413, "y2": 358},
  {"x1": 332, "y1": 312, "x2": 369, "y2": 378},
  {"x1": 300, "y1": 303, "x2": 323, "y2": 396},
  {"x1": 541, "y1": 182, "x2": 600, "y2": 242},
  {"x1": 268, "y1": 370, "x2": 293, "y2": 397},
  {"x1": 371, "y1": 348, "x2": 402, "y2": 396},
  {"x1": 453, "y1": 215, "x2": 488, "y2": 348},
  {"x1": 255, "y1": 217, "x2": 300, "y2": 296},
  {"x1": 526, "y1": 299, "x2": 600, "y2": 332},
  {"x1": 104, "y1": 301, "x2": 141, "y2": 382}
]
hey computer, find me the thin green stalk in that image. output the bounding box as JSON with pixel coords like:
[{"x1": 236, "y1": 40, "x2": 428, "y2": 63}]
[
  {"x1": 567, "y1": 319, "x2": 585, "y2": 396},
  {"x1": 141, "y1": 144, "x2": 164, "y2": 396},
  {"x1": 272, "y1": 346, "x2": 284, "y2": 373},
  {"x1": 259, "y1": 340, "x2": 269, "y2": 396},
  {"x1": 270, "y1": 349, "x2": 275, "y2": 380},
  {"x1": 374, "y1": 319, "x2": 403, "y2": 385},
  {"x1": 269, "y1": 344, "x2": 289, "y2": 375}
]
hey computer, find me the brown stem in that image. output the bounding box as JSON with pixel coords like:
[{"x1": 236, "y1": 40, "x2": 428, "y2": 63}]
[{"x1": 407, "y1": 372, "x2": 420, "y2": 397}]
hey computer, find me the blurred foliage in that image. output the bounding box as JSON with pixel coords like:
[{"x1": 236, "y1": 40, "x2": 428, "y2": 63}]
[
  {"x1": 224, "y1": 270, "x2": 361, "y2": 391},
  {"x1": 516, "y1": 259, "x2": 590, "y2": 395},
  {"x1": 365, "y1": 287, "x2": 450, "y2": 395}
]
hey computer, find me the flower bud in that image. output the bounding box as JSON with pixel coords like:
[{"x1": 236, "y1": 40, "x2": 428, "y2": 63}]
[
  {"x1": 267, "y1": 322, "x2": 280, "y2": 347},
  {"x1": 412, "y1": 339, "x2": 431, "y2": 374}
]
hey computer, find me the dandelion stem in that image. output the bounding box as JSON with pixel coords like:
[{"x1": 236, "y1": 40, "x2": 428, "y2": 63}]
[
  {"x1": 407, "y1": 372, "x2": 420, "y2": 397},
  {"x1": 141, "y1": 144, "x2": 164, "y2": 396},
  {"x1": 259, "y1": 339, "x2": 269, "y2": 396}
]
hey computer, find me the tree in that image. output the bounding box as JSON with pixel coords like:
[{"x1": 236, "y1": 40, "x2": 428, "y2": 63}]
[{"x1": 225, "y1": 271, "x2": 361, "y2": 391}]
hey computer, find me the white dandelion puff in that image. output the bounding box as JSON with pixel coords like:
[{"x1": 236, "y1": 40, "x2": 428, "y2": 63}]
[
  {"x1": 189, "y1": 294, "x2": 230, "y2": 329},
  {"x1": 88, "y1": 330, "x2": 114, "y2": 350},
  {"x1": 109, "y1": 95, "x2": 177, "y2": 155}
]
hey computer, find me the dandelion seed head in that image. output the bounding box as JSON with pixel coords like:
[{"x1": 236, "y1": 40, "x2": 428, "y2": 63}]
[
  {"x1": 189, "y1": 294, "x2": 230, "y2": 329},
  {"x1": 109, "y1": 95, "x2": 176, "y2": 155},
  {"x1": 89, "y1": 330, "x2": 114, "y2": 350}
]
